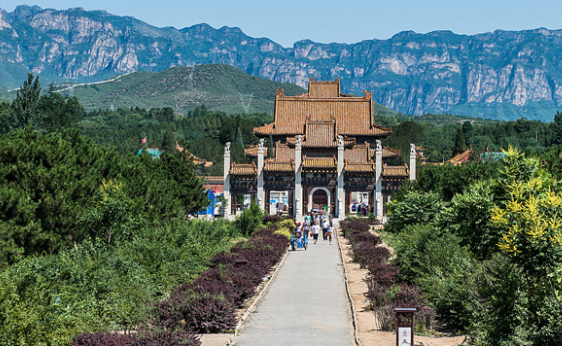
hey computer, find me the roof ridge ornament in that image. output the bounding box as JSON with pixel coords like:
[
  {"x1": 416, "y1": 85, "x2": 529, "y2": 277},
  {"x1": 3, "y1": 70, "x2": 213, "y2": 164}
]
[
  {"x1": 338, "y1": 135, "x2": 344, "y2": 147},
  {"x1": 296, "y1": 135, "x2": 303, "y2": 147}
]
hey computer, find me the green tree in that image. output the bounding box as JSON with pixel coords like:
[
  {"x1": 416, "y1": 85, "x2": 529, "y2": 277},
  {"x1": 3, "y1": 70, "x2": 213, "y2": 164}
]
[
  {"x1": 462, "y1": 120, "x2": 474, "y2": 140},
  {"x1": 505, "y1": 121, "x2": 517, "y2": 137},
  {"x1": 267, "y1": 133, "x2": 274, "y2": 159},
  {"x1": 386, "y1": 121, "x2": 424, "y2": 162},
  {"x1": 384, "y1": 191, "x2": 445, "y2": 233},
  {"x1": 235, "y1": 201, "x2": 264, "y2": 237},
  {"x1": 444, "y1": 181, "x2": 500, "y2": 260},
  {"x1": 234, "y1": 127, "x2": 244, "y2": 149},
  {"x1": 452, "y1": 128, "x2": 466, "y2": 155},
  {"x1": 218, "y1": 116, "x2": 257, "y2": 145},
  {"x1": 12, "y1": 73, "x2": 41, "y2": 130},
  {"x1": 0, "y1": 101, "x2": 13, "y2": 134},
  {"x1": 37, "y1": 85, "x2": 84, "y2": 132},
  {"x1": 80, "y1": 180, "x2": 138, "y2": 246},
  {"x1": 550, "y1": 111, "x2": 562, "y2": 145},
  {"x1": 161, "y1": 129, "x2": 175, "y2": 153},
  {"x1": 231, "y1": 126, "x2": 247, "y2": 163}
]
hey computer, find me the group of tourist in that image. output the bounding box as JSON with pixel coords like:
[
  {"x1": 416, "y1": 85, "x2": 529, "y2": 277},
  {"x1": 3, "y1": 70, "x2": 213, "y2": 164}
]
[{"x1": 296, "y1": 210, "x2": 334, "y2": 245}]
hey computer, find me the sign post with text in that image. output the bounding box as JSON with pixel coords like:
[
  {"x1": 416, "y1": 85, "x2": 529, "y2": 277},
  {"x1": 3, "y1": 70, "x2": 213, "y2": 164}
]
[{"x1": 395, "y1": 307, "x2": 416, "y2": 346}]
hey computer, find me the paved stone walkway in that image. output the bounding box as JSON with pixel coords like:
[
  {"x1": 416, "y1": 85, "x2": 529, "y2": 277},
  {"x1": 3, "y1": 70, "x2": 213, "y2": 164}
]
[{"x1": 234, "y1": 236, "x2": 354, "y2": 346}]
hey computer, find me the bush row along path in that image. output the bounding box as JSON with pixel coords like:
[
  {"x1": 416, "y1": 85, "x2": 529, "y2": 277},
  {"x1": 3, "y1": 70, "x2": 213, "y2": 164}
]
[{"x1": 234, "y1": 238, "x2": 354, "y2": 346}]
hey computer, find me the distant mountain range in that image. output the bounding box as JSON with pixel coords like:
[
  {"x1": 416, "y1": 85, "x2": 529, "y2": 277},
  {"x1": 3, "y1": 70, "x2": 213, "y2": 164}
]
[{"x1": 2, "y1": 5, "x2": 562, "y2": 121}]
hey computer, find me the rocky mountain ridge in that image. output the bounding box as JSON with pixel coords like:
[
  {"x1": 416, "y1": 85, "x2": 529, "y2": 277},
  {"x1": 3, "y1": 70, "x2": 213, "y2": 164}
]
[{"x1": 1, "y1": 5, "x2": 562, "y2": 120}]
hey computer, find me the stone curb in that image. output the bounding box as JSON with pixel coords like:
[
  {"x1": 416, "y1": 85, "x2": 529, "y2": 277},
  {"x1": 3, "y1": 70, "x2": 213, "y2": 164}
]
[{"x1": 336, "y1": 229, "x2": 362, "y2": 346}]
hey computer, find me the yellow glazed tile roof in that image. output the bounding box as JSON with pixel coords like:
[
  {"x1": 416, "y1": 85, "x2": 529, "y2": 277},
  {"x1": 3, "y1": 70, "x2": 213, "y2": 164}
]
[
  {"x1": 230, "y1": 163, "x2": 257, "y2": 176},
  {"x1": 382, "y1": 164, "x2": 409, "y2": 177},
  {"x1": 253, "y1": 79, "x2": 392, "y2": 138},
  {"x1": 344, "y1": 162, "x2": 375, "y2": 173},
  {"x1": 302, "y1": 156, "x2": 337, "y2": 169},
  {"x1": 264, "y1": 160, "x2": 294, "y2": 172},
  {"x1": 449, "y1": 148, "x2": 471, "y2": 165}
]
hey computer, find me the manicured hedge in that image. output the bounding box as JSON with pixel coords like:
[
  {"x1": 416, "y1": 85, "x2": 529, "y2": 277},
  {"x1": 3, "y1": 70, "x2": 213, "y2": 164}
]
[
  {"x1": 151, "y1": 223, "x2": 290, "y2": 334},
  {"x1": 71, "y1": 329, "x2": 199, "y2": 346},
  {"x1": 342, "y1": 218, "x2": 436, "y2": 332}
]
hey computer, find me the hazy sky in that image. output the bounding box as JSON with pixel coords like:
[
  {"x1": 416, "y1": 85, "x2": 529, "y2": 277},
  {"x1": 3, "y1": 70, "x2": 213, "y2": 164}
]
[{"x1": 3, "y1": 0, "x2": 562, "y2": 47}]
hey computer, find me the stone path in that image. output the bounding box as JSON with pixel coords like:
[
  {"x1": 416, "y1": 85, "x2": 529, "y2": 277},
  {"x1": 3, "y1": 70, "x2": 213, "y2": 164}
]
[{"x1": 234, "y1": 236, "x2": 354, "y2": 346}]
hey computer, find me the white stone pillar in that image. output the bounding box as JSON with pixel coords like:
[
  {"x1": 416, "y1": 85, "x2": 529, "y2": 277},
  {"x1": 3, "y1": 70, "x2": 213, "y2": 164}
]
[
  {"x1": 337, "y1": 135, "x2": 345, "y2": 219},
  {"x1": 375, "y1": 140, "x2": 383, "y2": 219},
  {"x1": 257, "y1": 139, "x2": 265, "y2": 210},
  {"x1": 410, "y1": 143, "x2": 417, "y2": 181},
  {"x1": 223, "y1": 143, "x2": 232, "y2": 220},
  {"x1": 294, "y1": 135, "x2": 303, "y2": 221}
]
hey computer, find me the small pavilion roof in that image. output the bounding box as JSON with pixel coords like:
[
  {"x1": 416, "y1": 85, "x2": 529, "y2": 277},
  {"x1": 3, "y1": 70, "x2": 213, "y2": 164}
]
[
  {"x1": 449, "y1": 148, "x2": 471, "y2": 165},
  {"x1": 264, "y1": 160, "x2": 294, "y2": 172},
  {"x1": 176, "y1": 143, "x2": 213, "y2": 166},
  {"x1": 302, "y1": 156, "x2": 337, "y2": 171},
  {"x1": 230, "y1": 162, "x2": 257, "y2": 176},
  {"x1": 344, "y1": 162, "x2": 375, "y2": 173},
  {"x1": 382, "y1": 164, "x2": 409, "y2": 178}
]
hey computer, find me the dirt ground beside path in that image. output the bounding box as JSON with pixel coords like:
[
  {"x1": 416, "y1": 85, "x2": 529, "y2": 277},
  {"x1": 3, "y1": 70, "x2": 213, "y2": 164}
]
[{"x1": 338, "y1": 231, "x2": 467, "y2": 346}]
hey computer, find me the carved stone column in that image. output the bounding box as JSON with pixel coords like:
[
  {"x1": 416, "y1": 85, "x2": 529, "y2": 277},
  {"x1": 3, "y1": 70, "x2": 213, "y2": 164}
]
[
  {"x1": 257, "y1": 138, "x2": 265, "y2": 210},
  {"x1": 337, "y1": 135, "x2": 345, "y2": 219},
  {"x1": 410, "y1": 143, "x2": 417, "y2": 181},
  {"x1": 375, "y1": 140, "x2": 383, "y2": 219},
  {"x1": 294, "y1": 135, "x2": 303, "y2": 221},
  {"x1": 223, "y1": 142, "x2": 231, "y2": 220}
]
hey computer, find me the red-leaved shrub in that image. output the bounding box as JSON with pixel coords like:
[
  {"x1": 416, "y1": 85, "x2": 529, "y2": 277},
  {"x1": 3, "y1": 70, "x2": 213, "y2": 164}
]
[
  {"x1": 151, "y1": 226, "x2": 288, "y2": 334},
  {"x1": 71, "y1": 329, "x2": 200, "y2": 346},
  {"x1": 342, "y1": 217, "x2": 432, "y2": 332}
]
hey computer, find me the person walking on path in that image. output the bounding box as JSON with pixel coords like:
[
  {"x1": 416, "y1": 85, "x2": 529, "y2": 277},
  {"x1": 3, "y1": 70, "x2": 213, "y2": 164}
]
[
  {"x1": 312, "y1": 221, "x2": 320, "y2": 244},
  {"x1": 302, "y1": 218, "x2": 311, "y2": 241},
  {"x1": 312, "y1": 212, "x2": 319, "y2": 226},
  {"x1": 322, "y1": 218, "x2": 330, "y2": 241},
  {"x1": 327, "y1": 223, "x2": 334, "y2": 245}
]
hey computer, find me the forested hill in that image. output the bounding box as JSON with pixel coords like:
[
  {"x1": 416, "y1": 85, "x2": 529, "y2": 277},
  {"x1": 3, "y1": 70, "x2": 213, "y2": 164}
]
[
  {"x1": 3, "y1": 6, "x2": 562, "y2": 121},
  {"x1": 2, "y1": 64, "x2": 307, "y2": 114}
]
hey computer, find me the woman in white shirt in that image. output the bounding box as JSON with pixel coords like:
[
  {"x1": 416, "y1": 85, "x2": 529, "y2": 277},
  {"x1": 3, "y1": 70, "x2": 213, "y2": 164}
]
[{"x1": 312, "y1": 221, "x2": 320, "y2": 244}]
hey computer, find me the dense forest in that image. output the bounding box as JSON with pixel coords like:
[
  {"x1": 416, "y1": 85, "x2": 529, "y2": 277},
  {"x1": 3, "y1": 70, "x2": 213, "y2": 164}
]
[{"x1": 78, "y1": 105, "x2": 265, "y2": 176}]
